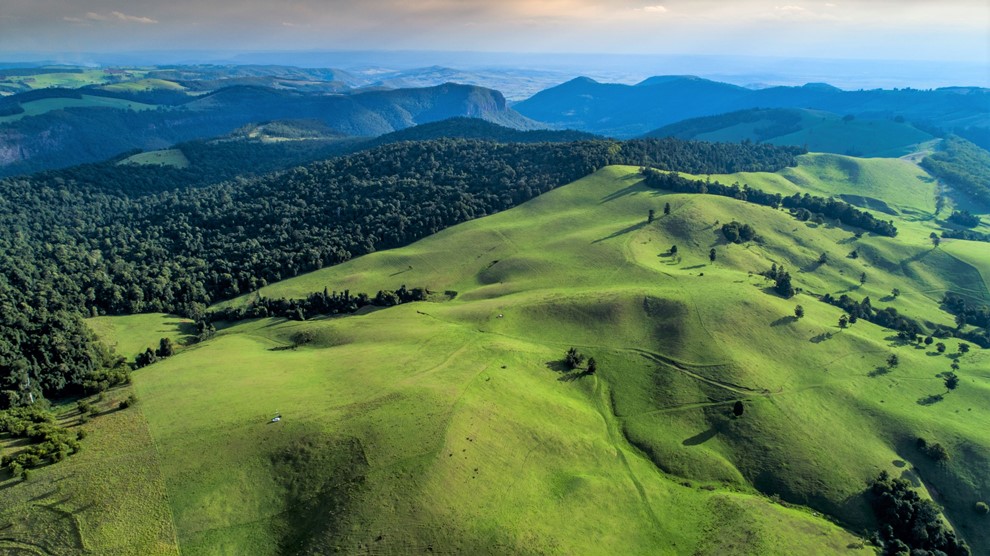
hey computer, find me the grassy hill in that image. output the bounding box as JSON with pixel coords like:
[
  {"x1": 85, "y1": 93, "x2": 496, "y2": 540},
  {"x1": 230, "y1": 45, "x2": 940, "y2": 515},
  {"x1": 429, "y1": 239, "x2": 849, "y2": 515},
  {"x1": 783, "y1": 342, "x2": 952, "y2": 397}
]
[
  {"x1": 5, "y1": 156, "x2": 988, "y2": 554},
  {"x1": 645, "y1": 108, "x2": 936, "y2": 158}
]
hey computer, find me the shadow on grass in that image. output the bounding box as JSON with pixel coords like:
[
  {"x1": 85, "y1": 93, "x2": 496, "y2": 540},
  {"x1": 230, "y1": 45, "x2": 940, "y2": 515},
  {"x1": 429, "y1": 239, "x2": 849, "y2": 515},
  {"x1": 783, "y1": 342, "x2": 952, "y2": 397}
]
[
  {"x1": 545, "y1": 360, "x2": 570, "y2": 373},
  {"x1": 591, "y1": 221, "x2": 647, "y2": 244},
  {"x1": 682, "y1": 427, "x2": 718, "y2": 446},
  {"x1": 682, "y1": 264, "x2": 706, "y2": 270},
  {"x1": 558, "y1": 370, "x2": 594, "y2": 382},
  {"x1": 869, "y1": 366, "x2": 892, "y2": 378},
  {"x1": 810, "y1": 332, "x2": 834, "y2": 343},
  {"x1": 771, "y1": 316, "x2": 798, "y2": 327},
  {"x1": 599, "y1": 183, "x2": 648, "y2": 203},
  {"x1": 917, "y1": 393, "x2": 945, "y2": 406}
]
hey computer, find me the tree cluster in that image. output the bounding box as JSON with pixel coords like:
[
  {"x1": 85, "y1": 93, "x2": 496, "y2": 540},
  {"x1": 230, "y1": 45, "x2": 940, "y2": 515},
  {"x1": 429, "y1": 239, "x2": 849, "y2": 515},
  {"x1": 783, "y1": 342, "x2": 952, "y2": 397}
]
[
  {"x1": 640, "y1": 170, "x2": 897, "y2": 237},
  {"x1": 921, "y1": 135, "x2": 990, "y2": 206},
  {"x1": 207, "y1": 285, "x2": 428, "y2": 323},
  {"x1": 0, "y1": 406, "x2": 82, "y2": 476},
  {"x1": 721, "y1": 221, "x2": 757, "y2": 243},
  {"x1": 868, "y1": 471, "x2": 970, "y2": 555},
  {"x1": 947, "y1": 210, "x2": 982, "y2": 228},
  {"x1": 762, "y1": 264, "x2": 795, "y2": 298},
  {"x1": 820, "y1": 294, "x2": 922, "y2": 336}
]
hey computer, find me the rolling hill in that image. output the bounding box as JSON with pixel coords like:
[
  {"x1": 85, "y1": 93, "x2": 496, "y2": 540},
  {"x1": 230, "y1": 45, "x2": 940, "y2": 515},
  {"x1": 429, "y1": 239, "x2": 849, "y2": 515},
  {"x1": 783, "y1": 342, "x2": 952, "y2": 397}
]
[
  {"x1": 644, "y1": 108, "x2": 936, "y2": 158},
  {"x1": 514, "y1": 75, "x2": 990, "y2": 139},
  {"x1": 4, "y1": 152, "x2": 986, "y2": 554}
]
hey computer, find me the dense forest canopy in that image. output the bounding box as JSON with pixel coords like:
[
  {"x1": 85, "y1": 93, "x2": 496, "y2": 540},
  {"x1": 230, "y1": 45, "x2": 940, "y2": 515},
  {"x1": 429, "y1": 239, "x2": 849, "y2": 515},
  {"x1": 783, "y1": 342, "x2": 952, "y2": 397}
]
[{"x1": 0, "y1": 137, "x2": 802, "y2": 406}]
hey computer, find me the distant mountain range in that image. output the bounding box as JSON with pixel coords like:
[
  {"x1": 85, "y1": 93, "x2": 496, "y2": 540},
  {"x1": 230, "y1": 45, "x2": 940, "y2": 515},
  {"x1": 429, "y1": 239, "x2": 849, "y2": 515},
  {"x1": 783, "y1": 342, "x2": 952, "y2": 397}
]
[
  {"x1": 514, "y1": 75, "x2": 990, "y2": 139},
  {"x1": 0, "y1": 83, "x2": 538, "y2": 176}
]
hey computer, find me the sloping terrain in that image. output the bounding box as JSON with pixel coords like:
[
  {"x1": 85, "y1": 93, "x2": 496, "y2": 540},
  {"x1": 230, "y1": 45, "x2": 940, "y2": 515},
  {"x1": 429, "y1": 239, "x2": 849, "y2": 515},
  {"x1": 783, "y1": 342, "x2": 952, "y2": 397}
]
[
  {"x1": 645, "y1": 108, "x2": 936, "y2": 158},
  {"x1": 0, "y1": 83, "x2": 538, "y2": 176},
  {"x1": 8, "y1": 156, "x2": 983, "y2": 554},
  {"x1": 515, "y1": 76, "x2": 989, "y2": 138}
]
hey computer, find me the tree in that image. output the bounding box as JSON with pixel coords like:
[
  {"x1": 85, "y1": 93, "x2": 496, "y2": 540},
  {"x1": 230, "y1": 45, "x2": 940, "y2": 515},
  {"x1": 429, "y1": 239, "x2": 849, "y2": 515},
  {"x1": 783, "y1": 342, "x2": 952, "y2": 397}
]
[
  {"x1": 818, "y1": 252, "x2": 828, "y2": 265},
  {"x1": 648, "y1": 209, "x2": 655, "y2": 223},
  {"x1": 663, "y1": 202, "x2": 671, "y2": 215},
  {"x1": 859, "y1": 272, "x2": 867, "y2": 284},
  {"x1": 794, "y1": 305, "x2": 804, "y2": 319},
  {"x1": 936, "y1": 342, "x2": 946, "y2": 353},
  {"x1": 945, "y1": 373, "x2": 959, "y2": 390},
  {"x1": 294, "y1": 307, "x2": 305, "y2": 321},
  {"x1": 709, "y1": 248, "x2": 716, "y2": 263},
  {"x1": 669, "y1": 245, "x2": 678, "y2": 256},
  {"x1": 930, "y1": 232, "x2": 941, "y2": 248},
  {"x1": 849, "y1": 250, "x2": 859, "y2": 259},
  {"x1": 774, "y1": 272, "x2": 795, "y2": 298},
  {"x1": 950, "y1": 361, "x2": 960, "y2": 371},
  {"x1": 839, "y1": 314, "x2": 849, "y2": 328},
  {"x1": 732, "y1": 400, "x2": 744, "y2": 417},
  {"x1": 156, "y1": 337, "x2": 174, "y2": 358},
  {"x1": 924, "y1": 335, "x2": 934, "y2": 346},
  {"x1": 891, "y1": 288, "x2": 900, "y2": 298},
  {"x1": 565, "y1": 347, "x2": 585, "y2": 370},
  {"x1": 959, "y1": 343, "x2": 970, "y2": 354},
  {"x1": 887, "y1": 354, "x2": 899, "y2": 367},
  {"x1": 587, "y1": 358, "x2": 598, "y2": 374}
]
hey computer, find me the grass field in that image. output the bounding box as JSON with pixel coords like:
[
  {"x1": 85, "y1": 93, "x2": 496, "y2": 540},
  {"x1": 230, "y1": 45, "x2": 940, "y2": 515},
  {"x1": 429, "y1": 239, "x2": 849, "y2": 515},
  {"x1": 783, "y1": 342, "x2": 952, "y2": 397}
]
[
  {"x1": 0, "y1": 94, "x2": 160, "y2": 123},
  {"x1": 118, "y1": 149, "x2": 192, "y2": 169},
  {"x1": 690, "y1": 110, "x2": 935, "y2": 158},
  {"x1": 6, "y1": 157, "x2": 988, "y2": 554}
]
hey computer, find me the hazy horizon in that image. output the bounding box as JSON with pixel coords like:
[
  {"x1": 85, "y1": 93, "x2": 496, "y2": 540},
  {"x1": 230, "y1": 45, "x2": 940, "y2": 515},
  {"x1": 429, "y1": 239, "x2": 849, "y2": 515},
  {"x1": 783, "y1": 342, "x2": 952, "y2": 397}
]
[{"x1": 2, "y1": 1, "x2": 987, "y2": 63}]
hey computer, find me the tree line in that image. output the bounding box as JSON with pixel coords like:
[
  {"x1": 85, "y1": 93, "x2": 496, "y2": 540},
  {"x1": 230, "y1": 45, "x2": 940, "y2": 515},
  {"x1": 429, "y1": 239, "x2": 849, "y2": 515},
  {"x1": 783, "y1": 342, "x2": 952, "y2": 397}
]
[{"x1": 639, "y1": 169, "x2": 898, "y2": 237}]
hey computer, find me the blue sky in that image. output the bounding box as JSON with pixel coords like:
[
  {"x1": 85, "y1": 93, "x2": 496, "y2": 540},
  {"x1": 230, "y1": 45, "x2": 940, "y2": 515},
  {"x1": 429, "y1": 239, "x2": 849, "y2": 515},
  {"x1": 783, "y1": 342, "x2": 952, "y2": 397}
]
[{"x1": 1, "y1": 1, "x2": 987, "y2": 64}]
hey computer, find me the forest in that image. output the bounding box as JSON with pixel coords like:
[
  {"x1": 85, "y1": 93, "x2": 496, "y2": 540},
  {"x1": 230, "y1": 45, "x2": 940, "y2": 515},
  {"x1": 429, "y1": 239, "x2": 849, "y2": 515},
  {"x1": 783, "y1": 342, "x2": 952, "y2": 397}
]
[{"x1": 0, "y1": 136, "x2": 802, "y2": 406}]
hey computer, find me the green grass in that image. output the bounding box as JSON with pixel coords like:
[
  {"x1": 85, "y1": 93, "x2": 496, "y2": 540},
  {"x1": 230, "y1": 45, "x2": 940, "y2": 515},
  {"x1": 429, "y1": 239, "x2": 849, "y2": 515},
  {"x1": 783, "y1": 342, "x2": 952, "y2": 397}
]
[
  {"x1": 118, "y1": 149, "x2": 192, "y2": 169},
  {"x1": 19, "y1": 158, "x2": 990, "y2": 554},
  {"x1": 0, "y1": 94, "x2": 159, "y2": 123},
  {"x1": 689, "y1": 110, "x2": 934, "y2": 158},
  {"x1": 0, "y1": 385, "x2": 179, "y2": 554},
  {"x1": 86, "y1": 313, "x2": 195, "y2": 362},
  {"x1": 101, "y1": 78, "x2": 187, "y2": 92}
]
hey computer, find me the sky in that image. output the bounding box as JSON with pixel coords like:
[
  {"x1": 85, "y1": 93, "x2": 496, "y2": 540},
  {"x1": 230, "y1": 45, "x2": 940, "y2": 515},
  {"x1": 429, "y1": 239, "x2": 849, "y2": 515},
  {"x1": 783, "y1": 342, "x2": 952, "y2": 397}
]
[{"x1": 1, "y1": 1, "x2": 988, "y2": 65}]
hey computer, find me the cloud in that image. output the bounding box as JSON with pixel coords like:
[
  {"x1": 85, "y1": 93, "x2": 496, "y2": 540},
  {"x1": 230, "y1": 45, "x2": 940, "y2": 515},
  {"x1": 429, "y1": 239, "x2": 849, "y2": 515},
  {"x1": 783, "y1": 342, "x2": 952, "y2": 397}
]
[
  {"x1": 641, "y1": 5, "x2": 669, "y2": 13},
  {"x1": 64, "y1": 11, "x2": 157, "y2": 24},
  {"x1": 110, "y1": 11, "x2": 158, "y2": 24}
]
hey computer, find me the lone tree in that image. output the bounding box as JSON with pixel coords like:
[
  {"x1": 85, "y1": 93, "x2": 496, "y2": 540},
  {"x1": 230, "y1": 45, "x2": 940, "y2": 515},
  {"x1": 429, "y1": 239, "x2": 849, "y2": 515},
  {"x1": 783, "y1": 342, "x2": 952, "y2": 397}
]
[
  {"x1": 818, "y1": 252, "x2": 828, "y2": 265},
  {"x1": 930, "y1": 232, "x2": 941, "y2": 248},
  {"x1": 887, "y1": 354, "x2": 899, "y2": 368},
  {"x1": 891, "y1": 288, "x2": 900, "y2": 298},
  {"x1": 959, "y1": 343, "x2": 970, "y2": 354},
  {"x1": 648, "y1": 209, "x2": 655, "y2": 223},
  {"x1": 565, "y1": 347, "x2": 585, "y2": 370},
  {"x1": 669, "y1": 245, "x2": 678, "y2": 256},
  {"x1": 859, "y1": 272, "x2": 867, "y2": 285},
  {"x1": 924, "y1": 335, "x2": 934, "y2": 346},
  {"x1": 945, "y1": 372, "x2": 960, "y2": 390},
  {"x1": 156, "y1": 337, "x2": 174, "y2": 358},
  {"x1": 664, "y1": 202, "x2": 671, "y2": 215},
  {"x1": 794, "y1": 305, "x2": 805, "y2": 319},
  {"x1": 709, "y1": 248, "x2": 716, "y2": 263},
  {"x1": 839, "y1": 314, "x2": 849, "y2": 328},
  {"x1": 587, "y1": 357, "x2": 598, "y2": 374},
  {"x1": 732, "y1": 400, "x2": 744, "y2": 417},
  {"x1": 936, "y1": 342, "x2": 947, "y2": 354}
]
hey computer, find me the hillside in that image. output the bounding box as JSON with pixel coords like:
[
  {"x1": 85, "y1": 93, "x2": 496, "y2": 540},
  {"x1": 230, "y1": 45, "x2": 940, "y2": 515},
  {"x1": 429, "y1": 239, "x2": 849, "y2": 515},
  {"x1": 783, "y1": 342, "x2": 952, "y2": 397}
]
[
  {"x1": 515, "y1": 75, "x2": 990, "y2": 139},
  {"x1": 0, "y1": 83, "x2": 538, "y2": 176},
  {"x1": 645, "y1": 108, "x2": 936, "y2": 158},
  {"x1": 4, "y1": 153, "x2": 986, "y2": 553}
]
